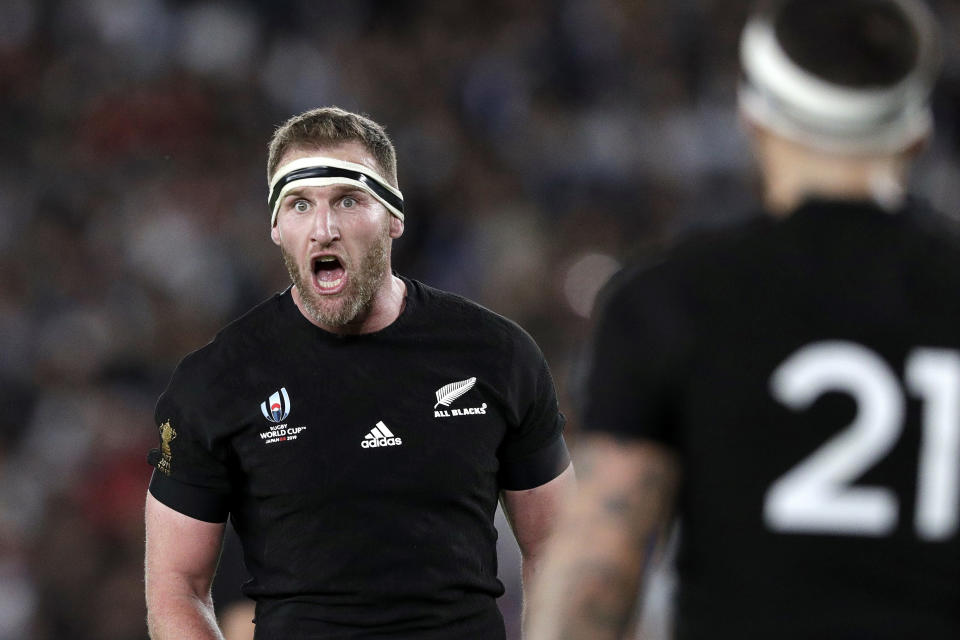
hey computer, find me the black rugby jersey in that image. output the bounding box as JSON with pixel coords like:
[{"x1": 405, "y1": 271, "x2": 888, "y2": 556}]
[
  {"x1": 583, "y1": 199, "x2": 960, "y2": 639},
  {"x1": 147, "y1": 276, "x2": 569, "y2": 639}
]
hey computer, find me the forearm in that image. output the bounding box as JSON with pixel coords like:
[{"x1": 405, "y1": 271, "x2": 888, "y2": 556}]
[
  {"x1": 527, "y1": 436, "x2": 678, "y2": 640},
  {"x1": 526, "y1": 505, "x2": 649, "y2": 639},
  {"x1": 147, "y1": 583, "x2": 225, "y2": 640}
]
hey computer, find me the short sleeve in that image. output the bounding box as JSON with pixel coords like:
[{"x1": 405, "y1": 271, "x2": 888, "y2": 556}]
[
  {"x1": 497, "y1": 328, "x2": 570, "y2": 491},
  {"x1": 147, "y1": 359, "x2": 232, "y2": 523},
  {"x1": 580, "y1": 269, "x2": 691, "y2": 447}
]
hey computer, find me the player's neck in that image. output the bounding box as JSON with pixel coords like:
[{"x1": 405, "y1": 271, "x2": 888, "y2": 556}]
[
  {"x1": 354, "y1": 273, "x2": 407, "y2": 334},
  {"x1": 293, "y1": 273, "x2": 407, "y2": 336},
  {"x1": 758, "y1": 134, "x2": 910, "y2": 217}
]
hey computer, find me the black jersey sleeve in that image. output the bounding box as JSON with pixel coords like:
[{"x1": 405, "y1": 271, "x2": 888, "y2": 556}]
[
  {"x1": 581, "y1": 269, "x2": 691, "y2": 448},
  {"x1": 147, "y1": 359, "x2": 232, "y2": 523},
  {"x1": 497, "y1": 329, "x2": 570, "y2": 491}
]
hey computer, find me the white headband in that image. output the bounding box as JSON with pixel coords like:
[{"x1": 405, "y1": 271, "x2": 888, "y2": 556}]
[
  {"x1": 269, "y1": 156, "x2": 404, "y2": 226},
  {"x1": 738, "y1": 0, "x2": 939, "y2": 154}
]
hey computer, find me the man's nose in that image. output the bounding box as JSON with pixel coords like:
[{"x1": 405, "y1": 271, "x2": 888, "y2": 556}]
[{"x1": 311, "y1": 204, "x2": 340, "y2": 243}]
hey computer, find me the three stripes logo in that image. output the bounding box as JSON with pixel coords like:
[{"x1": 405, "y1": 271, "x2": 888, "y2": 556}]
[
  {"x1": 362, "y1": 421, "x2": 403, "y2": 449},
  {"x1": 261, "y1": 387, "x2": 291, "y2": 423}
]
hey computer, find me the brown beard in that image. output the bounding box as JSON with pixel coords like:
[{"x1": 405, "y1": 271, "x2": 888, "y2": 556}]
[{"x1": 282, "y1": 226, "x2": 391, "y2": 330}]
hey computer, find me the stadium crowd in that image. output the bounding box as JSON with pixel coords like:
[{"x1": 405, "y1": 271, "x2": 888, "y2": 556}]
[{"x1": 0, "y1": 1, "x2": 958, "y2": 638}]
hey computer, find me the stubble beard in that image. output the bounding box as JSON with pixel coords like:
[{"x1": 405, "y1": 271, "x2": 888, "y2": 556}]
[{"x1": 282, "y1": 230, "x2": 391, "y2": 330}]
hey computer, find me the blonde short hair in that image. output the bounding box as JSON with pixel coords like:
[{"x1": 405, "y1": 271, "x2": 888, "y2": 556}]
[{"x1": 267, "y1": 106, "x2": 398, "y2": 187}]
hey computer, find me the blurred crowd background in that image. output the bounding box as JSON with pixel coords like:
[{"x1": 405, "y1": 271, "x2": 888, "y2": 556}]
[{"x1": 1, "y1": 1, "x2": 958, "y2": 638}]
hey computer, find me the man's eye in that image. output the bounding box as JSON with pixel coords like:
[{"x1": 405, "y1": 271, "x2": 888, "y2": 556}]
[
  {"x1": 293, "y1": 200, "x2": 310, "y2": 213},
  {"x1": 341, "y1": 196, "x2": 357, "y2": 209}
]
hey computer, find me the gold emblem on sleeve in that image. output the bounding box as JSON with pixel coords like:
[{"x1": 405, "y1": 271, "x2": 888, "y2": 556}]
[{"x1": 158, "y1": 419, "x2": 177, "y2": 476}]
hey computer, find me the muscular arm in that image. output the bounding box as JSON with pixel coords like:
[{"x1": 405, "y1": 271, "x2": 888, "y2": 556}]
[
  {"x1": 526, "y1": 434, "x2": 680, "y2": 640},
  {"x1": 145, "y1": 492, "x2": 227, "y2": 640},
  {"x1": 500, "y1": 463, "x2": 577, "y2": 630}
]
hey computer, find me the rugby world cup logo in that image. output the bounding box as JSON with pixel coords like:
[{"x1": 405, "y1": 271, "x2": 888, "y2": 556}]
[{"x1": 261, "y1": 387, "x2": 291, "y2": 423}]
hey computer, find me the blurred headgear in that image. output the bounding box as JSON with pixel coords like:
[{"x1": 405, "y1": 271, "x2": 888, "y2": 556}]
[{"x1": 739, "y1": 0, "x2": 941, "y2": 154}]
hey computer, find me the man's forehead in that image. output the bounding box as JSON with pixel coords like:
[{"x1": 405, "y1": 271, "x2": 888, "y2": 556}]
[
  {"x1": 275, "y1": 142, "x2": 381, "y2": 180},
  {"x1": 282, "y1": 182, "x2": 363, "y2": 198}
]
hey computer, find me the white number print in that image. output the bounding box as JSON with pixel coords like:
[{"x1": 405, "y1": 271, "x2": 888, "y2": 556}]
[
  {"x1": 766, "y1": 341, "x2": 960, "y2": 541},
  {"x1": 907, "y1": 350, "x2": 960, "y2": 540}
]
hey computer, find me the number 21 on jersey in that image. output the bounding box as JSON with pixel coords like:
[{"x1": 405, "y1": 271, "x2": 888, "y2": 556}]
[{"x1": 764, "y1": 341, "x2": 960, "y2": 541}]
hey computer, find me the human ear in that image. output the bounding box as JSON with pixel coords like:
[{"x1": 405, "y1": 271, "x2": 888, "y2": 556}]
[{"x1": 389, "y1": 215, "x2": 404, "y2": 239}]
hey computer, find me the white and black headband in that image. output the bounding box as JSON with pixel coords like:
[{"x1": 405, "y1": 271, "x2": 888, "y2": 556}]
[
  {"x1": 738, "y1": 0, "x2": 940, "y2": 154},
  {"x1": 268, "y1": 156, "x2": 404, "y2": 226}
]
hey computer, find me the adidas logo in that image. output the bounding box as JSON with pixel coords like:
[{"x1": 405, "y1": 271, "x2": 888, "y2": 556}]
[{"x1": 361, "y1": 421, "x2": 403, "y2": 449}]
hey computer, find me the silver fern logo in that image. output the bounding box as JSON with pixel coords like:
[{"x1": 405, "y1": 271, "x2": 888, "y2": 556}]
[
  {"x1": 434, "y1": 377, "x2": 476, "y2": 408},
  {"x1": 433, "y1": 377, "x2": 487, "y2": 418}
]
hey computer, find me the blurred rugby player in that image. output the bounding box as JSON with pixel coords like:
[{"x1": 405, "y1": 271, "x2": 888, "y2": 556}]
[{"x1": 530, "y1": 1, "x2": 959, "y2": 638}]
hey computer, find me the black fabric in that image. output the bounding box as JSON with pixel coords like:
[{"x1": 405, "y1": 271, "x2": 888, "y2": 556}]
[
  {"x1": 147, "y1": 276, "x2": 567, "y2": 637},
  {"x1": 583, "y1": 198, "x2": 960, "y2": 638},
  {"x1": 498, "y1": 433, "x2": 570, "y2": 491},
  {"x1": 148, "y1": 470, "x2": 230, "y2": 523},
  {"x1": 253, "y1": 594, "x2": 505, "y2": 640}
]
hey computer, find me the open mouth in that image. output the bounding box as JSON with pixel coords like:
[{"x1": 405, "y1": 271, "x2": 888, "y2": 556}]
[{"x1": 311, "y1": 255, "x2": 346, "y2": 293}]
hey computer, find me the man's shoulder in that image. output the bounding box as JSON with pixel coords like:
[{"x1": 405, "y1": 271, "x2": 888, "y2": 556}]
[
  {"x1": 405, "y1": 277, "x2": 547, "y2": 370},
  {"x1": 607, "y1": 198, "x2": 960, "y2": 298},
  {"x1": 604, "y1": 214, "x2": 771, "y2": 300},
  {"x1": 409, "y1": 278, "x2": 529, "y2": 338},
  {"x1": 172, "y1": 290, "x2": 288, "y2": 381},
  {"x1": 215, "y1": 288, "x2": 289, "y2": 341}
]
